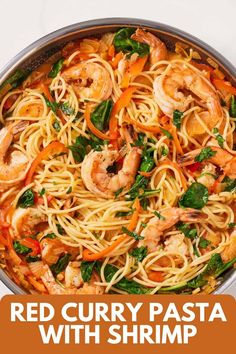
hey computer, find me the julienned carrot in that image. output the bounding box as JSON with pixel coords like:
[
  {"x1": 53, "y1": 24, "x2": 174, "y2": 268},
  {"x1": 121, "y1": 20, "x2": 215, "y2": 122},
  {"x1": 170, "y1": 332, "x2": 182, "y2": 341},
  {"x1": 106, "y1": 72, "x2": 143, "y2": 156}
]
[
  {"x1": 40, "y1": 83, "x2": 54, "y2": 102},
  {"x1": 0, "y1": 227, "x2": 22, "y2": 265},
  {"x1": 110, "y1": 52, "x2": 123, "y2": 69},
  {"x1": 109, "y1": 86, "x2": 137, "y2": 139},
  {"x1": 160, "y1": 158, "x2": 187, "y2": 191},
  {"x1": 148, "y1": 271, "x2": 164, "y2": 282},
  {"x1": 212, "y1": 79, "x2": 236, "y2": 95},
  {"x1": 25, "y1": 141, "x2": 68, "y2": 185},
  {"x1": 27, "y1": 276, "x2": 47, "y2": 293},
  {"x1": 139, "y1": 168, "x2": 156, "y2": 177},
  {"x1": 122, "y1": 56, "x2": 148, "y2": 88},
  {"x1": 83, "y1": 199, "x2": 141, "y2": 261},
  {"x1": 162, "y1": 122, "x2": 183, "y2": 155},
  {"x1": 108, "y1": 44, "x2": 115, "y2": 59},
  {"x1": 85, "y1": 105, "x2": 111, "y2": 140},
  {"x1": 126, "y1": 114, "x2": 160, "y2": 134}
]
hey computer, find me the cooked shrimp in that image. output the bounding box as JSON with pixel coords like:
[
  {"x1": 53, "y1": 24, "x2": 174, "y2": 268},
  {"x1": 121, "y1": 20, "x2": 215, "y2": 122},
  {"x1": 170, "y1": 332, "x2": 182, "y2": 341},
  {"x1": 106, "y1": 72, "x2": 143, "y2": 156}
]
[
  {"x1": 41, "y1": 264, "x2": 104, "y2": 295},
  {"x1": 0, "y1": 122, "x2": 30, "y2": 190},
  {"x1": 65, "y1": 262, "x2": 83, "y2": 288},
  {"x1": 153, "y1": 62, "x2": 223, "y2": 129},
  {"x1": 62, "y1": 62, "x2": 112, "y2": 100},
  {"x1": 131, "y1": 28, "x2": 167, "y2": 65},
  {"x1": 81, "y1": 147, "x2": 141, "y2": 198},
  {"x1": 164, "y1": 234, "x2": 188, "y2": 256},
  {"x1": 139, "y1": 207, "x2": 206, "y2": 252},
  {"x1": 11, "y1": 207, "x2": 47, "y2": 236},
  {"x1": 222, "y1": 228, "x2": 236, "y2": 263},
  {"x1": 40, "y1": 238, "x2": 80, "y2": 265},
  {"x1": 178, "y1": 146, "x2": 236, "y2": 179}
]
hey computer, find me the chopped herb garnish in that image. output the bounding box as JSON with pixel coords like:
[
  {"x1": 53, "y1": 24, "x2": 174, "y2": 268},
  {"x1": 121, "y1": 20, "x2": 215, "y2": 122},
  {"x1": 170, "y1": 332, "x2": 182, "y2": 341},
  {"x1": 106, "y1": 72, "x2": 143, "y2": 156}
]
[
  {"x1": 154, "y1": 211, "x2": 166, "y2": 220},
  {"x1": 193, "y1": 244, "x2": 200, "y2": 257},
  {"x1": 160, "y1": 146, "x2": 169, "y2": 156},
  {"x1": 114, "y1": 187, "x2": 123, "y2": 198},
  {"x1": 66, "y1": 186, "x2": 72, "y2": 194},
  {"x1": 13, "y1": 241, "x2": 32, "y2": 255},
  {"x1": 43, "y1": 233, "x2": 57, "y2": 240},
  {"x1": 115, "y1": 210, "x2": 133, "y2": 217},
  {"x1": 173, "y1": 110, "x2": 184, "y2": 129},
  {"x1": 48, "y1": 58, "x2": 64, "y2": 78},
  {"x1": 26, "y1": 255, "x2": 41, "y2": 263},
  {"x1": 195, "y1": 147, "x2": 217, "y2": 163},
  {"x1": 228, "y1": 222, "x2": 236, "y2": 228},
  {"x1": 44, "y1": 95, "x2": 59, "y2": 114},
  {"x1": 222, "y1": 176, "x2": 236, "y2": 192},
  {"x1": 213, "y1": 128, "x2": 224, "y2": 148},
  {"x1": 53, "y1": 119, "x2": 61, "y2": 132},
  {"x1": 129, "y1": 246, "x2": 148, "y2": 262},
  {"x1": 199, "y1": 237, "x2": 211, "y2": 249},
  {"x1": 122, "y1": 226, "x2": 144, "y2": 241},
  {"x1": 60, "y1": 102, "x2": 75, "y2": 116},
  {"x1": 229, "y1": 96, "x2": 236, "y2": 118},
  {"x1": 56, "y1": 224, "x2": 65, "y2": 235},
  {"x1": 176, "y1": 222, "x2": 198, "y2": 239},
  {"x1": 39, "y1": 188, "x2": 46, "y2": 196},
  {"x1": 160, "y1": 128, "x2": 173, "y2": 140},
  {"x1": 17, "y1": 189, "x2": 35, "y2": 208}
]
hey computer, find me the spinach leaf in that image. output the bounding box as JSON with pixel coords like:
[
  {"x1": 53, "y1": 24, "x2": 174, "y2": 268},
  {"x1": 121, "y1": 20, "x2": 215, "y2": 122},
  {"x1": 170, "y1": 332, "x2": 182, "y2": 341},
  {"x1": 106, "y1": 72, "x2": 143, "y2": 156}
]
[
  {"x1": 229, "y1": 95, "x2": 236, "y2": 118},
  {"x1": 48, "y1": 58, "x2": 64, "y2": 78},
  {"x1": 186, "y1": 274, "x2": 207, "y2": 289},
  {"x1": 96, "y1": 262, "x2": 150, "y2": 294},
  {"x1": 176, "y1": 222, "x2": 198, "y2": 239},
  {"x1": 0, "y1": 69, "x2": 29, "y2": 91},
  {"x1": 132, "y1": 133, "x2": 145, "y2": 147},
  {"x1": 213, "y1": 128, "x2": 224, "y2": 148},
  {"x1": 194, "y1": 147, "x2": 216, "y2": 163},
  {"x1": 222, "y1": 176, "x2": 236, "y2": 192},
  {"x1": 13, "y1": 241, "x2": 32, "y2": 255},
  {"x1": 160, "y1": 128, "x2": 173, "y2": 140},
  {"x1": 114, "y1": 28, "x2": 150, "y2": 57},
  {"x1": 26, "y1": 255, "x2": 41, "y2": 263},
  {"x1": 199, "y1": 237, "x2": 211, "y2": 249},
  {"x1": 17, "y1": 189, "x2": 35, "y2": 208},
  {"x1": 68, "y1": 134, "x2": 105, "y2": 163},
  {"x1": 44, "y1": 95, "x2": 59, "y2": 114},
  {"x1": 179, "y1": 182, "x2": 209, "y2": 209},
  {"x1": 50, "y1": 254, "x2": 71, "y2": 276},
  {"x1": 173, "y1": 110, "x2": 184, "y2": 129},
  {"x1": 81, "y1": 261, "x2": 97, "y2": 282},
  {"x1": 91, "y1": 100, "x2": 113, "y2": 131},
  {"x1": 228, "y1": 222, "x2": 236, "y2": 228},
  {"x1": 122, "y1": 226, "x2": 144, "y2": 241},
  {"x1": 129, "y1": 246, "x2": 147, "y2": 262},
  {"x1": 66, "y1": 186, "x2": 72, "y2": 194},
  {"x1": 204, "y1": 253, "x2": 224, "y2": 276}
]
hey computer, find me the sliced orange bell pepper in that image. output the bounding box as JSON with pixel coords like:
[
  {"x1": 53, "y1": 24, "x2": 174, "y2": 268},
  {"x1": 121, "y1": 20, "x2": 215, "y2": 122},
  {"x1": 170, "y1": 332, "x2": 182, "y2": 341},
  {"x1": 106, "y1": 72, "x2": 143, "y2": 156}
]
[{"x1": 25, "y1": 141, "x2": 68, "y2": 185}]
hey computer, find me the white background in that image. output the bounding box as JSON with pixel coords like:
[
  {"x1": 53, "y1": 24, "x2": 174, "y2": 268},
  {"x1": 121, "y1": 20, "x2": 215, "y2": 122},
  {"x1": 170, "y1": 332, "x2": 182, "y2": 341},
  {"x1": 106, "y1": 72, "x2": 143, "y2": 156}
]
[{"x1": 0, "y1": 0, "x2": 235, "y2": 296}]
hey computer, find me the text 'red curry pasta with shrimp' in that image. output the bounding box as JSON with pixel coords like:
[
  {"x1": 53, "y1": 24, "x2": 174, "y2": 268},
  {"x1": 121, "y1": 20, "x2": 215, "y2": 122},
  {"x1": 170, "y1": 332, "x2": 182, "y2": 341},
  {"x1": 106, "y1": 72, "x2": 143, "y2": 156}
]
[{"x1": 0, "y1": 27, "x2": 236, "y2": 295}]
